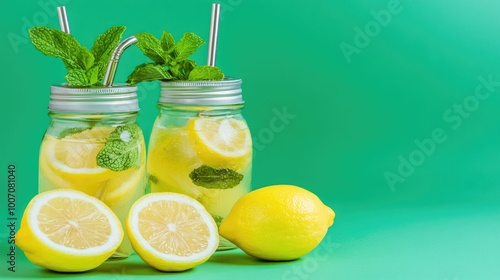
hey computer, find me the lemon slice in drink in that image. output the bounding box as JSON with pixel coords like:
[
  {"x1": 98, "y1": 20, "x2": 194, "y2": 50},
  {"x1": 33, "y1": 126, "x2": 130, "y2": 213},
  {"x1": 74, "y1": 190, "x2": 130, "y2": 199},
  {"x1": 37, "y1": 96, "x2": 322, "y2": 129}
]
[
  {"x1": 187, "y1": 117, "x2": 252, "y2": 169},
  {"x1": 100, "y1": 166, "x2": 145, "y2": 205},
  {"x1": 147, "y1": 127, "x2": 203, "y2": 196},
  {"x1": 15, "y1": 189, "x2": 123, "y2": 272},
  {"x1": 39, "y1": 127, "x2": 117, "y2": 196},
  {"x1": 127, "y1": 193, "x2": 219, "y2": 271}
]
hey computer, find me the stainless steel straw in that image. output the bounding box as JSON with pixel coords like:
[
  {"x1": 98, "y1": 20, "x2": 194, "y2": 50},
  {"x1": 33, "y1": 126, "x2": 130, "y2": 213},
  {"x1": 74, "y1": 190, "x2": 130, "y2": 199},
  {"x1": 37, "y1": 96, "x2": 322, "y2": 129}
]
[
  {"x1": 57, "y1": 6, "x2": 70, "y2": 34},
  {"x1": 103, "y1": 36, "x2": 138, "y2": 86},
  {"x1": 207, "y1": 3, "x2": 221, "y2": 66}
]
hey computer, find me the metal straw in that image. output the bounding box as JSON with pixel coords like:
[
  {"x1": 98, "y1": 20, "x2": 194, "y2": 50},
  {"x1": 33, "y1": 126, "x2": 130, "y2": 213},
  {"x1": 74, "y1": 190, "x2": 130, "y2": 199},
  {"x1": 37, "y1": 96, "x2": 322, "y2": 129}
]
[
  {"x1": 207, "y1": 3, "x2": 221, "y2": 66},
  {"x1": 57, "y1": 6, "x2": 70, "y2": 34},
  {"x1": 103, "y1": 36, "x2": 138, "y2": 86}
]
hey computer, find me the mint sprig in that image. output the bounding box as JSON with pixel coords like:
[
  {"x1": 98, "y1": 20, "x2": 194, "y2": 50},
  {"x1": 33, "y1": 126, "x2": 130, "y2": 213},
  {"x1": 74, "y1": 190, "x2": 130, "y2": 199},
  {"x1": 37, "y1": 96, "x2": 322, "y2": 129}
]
[
  {"x1": 127, "y1": 31, "x2": 224, "y2": 83},
  {"x1": 127, "y1": 63, "x2": 173, "y2": 84},
  {"x1": 189, "y1": 165, "x2": 243, "y2": 189},
  {"x1": 160, "y1": 31, "x2": 175, "y2": 53},
  {"x1": 29, "y1": 26, "x2": 126, "y2": 87},
  {"x1": 135, "y1": 33, "x2": 165, "y2": 64},
  {"x1": 172, "y1": 32, "x2": 205, "y2": 62},
  {"x1": 96, "y1": 124, "x2": 141, "y2": 171},
  {"x1": 188, "y1": 65, "x2": 224, "y2": 81}
]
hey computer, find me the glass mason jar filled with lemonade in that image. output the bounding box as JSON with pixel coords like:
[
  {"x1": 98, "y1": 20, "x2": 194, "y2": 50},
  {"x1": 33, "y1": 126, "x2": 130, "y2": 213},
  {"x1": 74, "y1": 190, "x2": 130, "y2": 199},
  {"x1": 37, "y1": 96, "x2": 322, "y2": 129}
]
[
  {"x1": 39, "y1": 85, "x2": 147, "y2": 259},
  {"x1": 147, "y1": 78, "x2": 252, "y2": 250}
]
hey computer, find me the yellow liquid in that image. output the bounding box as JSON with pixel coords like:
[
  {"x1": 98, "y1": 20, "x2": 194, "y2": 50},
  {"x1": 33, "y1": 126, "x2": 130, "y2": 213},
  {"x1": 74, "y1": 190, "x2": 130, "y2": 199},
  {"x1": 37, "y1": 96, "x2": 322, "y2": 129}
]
[
  {"x1": 147, "y1": 120, "x2": 252, "y2": 250},
  {"x1": 38, "y1": 130, "x2": 146, "y2": 259}
]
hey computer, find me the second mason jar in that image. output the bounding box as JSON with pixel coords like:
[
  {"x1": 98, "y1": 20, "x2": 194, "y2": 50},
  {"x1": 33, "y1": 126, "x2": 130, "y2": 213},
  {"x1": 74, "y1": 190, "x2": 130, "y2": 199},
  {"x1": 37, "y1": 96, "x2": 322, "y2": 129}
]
[{"x1": 147, "y1": 78, "x2": 252, "y2": 250}]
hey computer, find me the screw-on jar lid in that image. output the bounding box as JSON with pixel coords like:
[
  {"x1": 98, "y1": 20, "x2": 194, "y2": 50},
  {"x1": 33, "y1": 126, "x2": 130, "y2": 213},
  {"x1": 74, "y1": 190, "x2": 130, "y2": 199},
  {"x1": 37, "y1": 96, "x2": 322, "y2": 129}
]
[
  {"x1": 159, "y1": 78, "x2": 243, "y2": 106},
  {"x1": 49, "y1": 84, "x2": 139, "y2": 113}
]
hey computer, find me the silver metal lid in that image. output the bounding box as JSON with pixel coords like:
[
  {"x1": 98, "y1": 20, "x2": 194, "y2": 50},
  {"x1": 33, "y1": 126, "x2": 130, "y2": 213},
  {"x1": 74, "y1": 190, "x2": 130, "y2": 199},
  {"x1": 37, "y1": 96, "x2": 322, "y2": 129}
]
[
  {"x1": 159, "y1": 78, "x2": 243, "y2": 106},
  {"x1": 49, "y1": 84, "x2": 139, "y2": 113}
]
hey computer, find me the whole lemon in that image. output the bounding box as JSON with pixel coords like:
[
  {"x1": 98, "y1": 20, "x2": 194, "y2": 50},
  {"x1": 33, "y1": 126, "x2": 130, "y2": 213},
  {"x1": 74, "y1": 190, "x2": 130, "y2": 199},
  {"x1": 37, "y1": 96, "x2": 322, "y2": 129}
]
[{"x1": 219, "y1": 185, "x2": 335, "y2": 261}]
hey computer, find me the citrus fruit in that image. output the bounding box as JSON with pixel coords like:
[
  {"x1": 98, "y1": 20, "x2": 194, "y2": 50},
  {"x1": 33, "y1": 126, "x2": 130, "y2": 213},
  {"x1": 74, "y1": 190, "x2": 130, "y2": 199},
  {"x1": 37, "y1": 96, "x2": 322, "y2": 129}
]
[
  {"x1": 16, "y1": 189, "x2": 123, "y2": 272},
  {"x1": 147, "y1": 127, "x2": 202, "y2": 197},
  {"x1": 39, "y1": 127, "x2": 117, "y2": 196},
  {"x1": 219, "y1": 185, "x2": 335, "y2": 261},
  {"x1": 126, "y1": 193, "x2": 219, "y2": 271},
  {"x1": 187, "y1": 116, "x2": 252, "y2": 169}
]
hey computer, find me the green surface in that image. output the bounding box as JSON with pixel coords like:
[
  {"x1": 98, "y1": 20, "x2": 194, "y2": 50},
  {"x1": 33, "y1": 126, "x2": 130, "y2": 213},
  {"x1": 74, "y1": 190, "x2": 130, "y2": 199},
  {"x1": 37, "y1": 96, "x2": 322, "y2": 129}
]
[
  {"x1": 1, "y1": 204, "x2": 499, "y2": 279},
  {"x1": 2, "y1": 0, "x2": 500, "y2": 279}
]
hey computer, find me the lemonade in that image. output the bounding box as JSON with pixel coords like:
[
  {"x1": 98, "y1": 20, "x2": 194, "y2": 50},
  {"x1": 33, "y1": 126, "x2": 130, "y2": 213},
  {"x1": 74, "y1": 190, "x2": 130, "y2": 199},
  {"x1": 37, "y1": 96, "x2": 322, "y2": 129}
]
[
  {"x1": 39, "y1": 125, "x2": 146, "y2": 259},
  {"x1": 148, "y1": 117, "x2": 252, "y2": 249},
  {"x1": 28, "y1": 24, "x2": 147, "y2": 260},
  {"x1": 38, "y1": 85, "x2": 147, "y2": 259},
  {"x1": 147, "y1": 79, "x2": 252, "y2": 250}
]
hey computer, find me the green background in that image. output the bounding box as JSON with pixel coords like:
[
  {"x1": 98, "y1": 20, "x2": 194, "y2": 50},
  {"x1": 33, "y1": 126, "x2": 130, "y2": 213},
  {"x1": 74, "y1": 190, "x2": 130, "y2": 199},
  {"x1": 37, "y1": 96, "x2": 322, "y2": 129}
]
[{"x1": 1, "y1": 0, "x2": 500, "y2": 279}]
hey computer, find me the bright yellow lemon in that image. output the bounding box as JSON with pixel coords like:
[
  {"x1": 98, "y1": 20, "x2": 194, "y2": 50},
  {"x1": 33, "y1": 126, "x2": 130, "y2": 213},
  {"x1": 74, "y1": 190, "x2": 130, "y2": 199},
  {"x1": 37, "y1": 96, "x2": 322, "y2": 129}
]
[
  {"x1": 219, "y1": 185, "x2": 335, "y2": 261},
  {"x1": 16, "y1": 189, "x2": 123, "y2": 272}
]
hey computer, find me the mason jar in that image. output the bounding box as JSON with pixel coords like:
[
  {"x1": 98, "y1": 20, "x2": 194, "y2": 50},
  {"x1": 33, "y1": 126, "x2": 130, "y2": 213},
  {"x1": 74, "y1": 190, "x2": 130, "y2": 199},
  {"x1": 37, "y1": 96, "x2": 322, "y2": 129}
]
[
  {"x1": 39, "y1": 85, "x2": 147, "y2": 259},
  {"x1": 147, "y1": 78, "x2": 252, "y2": 250}
]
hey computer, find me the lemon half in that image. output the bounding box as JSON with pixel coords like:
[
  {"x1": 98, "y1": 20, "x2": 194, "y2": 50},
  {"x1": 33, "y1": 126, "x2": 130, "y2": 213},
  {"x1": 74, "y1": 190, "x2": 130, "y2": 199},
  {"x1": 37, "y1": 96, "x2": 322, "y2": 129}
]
[
  {"x1": 126, "y1": 192, "x2": 219, "y2": 271},
  {"x1": 16, "y1": 189, "x2": 123, "y2": 272}
]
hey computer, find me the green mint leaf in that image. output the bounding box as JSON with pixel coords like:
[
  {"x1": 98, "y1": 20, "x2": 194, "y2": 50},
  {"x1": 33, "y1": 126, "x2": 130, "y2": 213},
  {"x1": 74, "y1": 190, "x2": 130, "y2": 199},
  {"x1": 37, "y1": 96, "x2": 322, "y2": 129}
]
[
  {"x1": 149, "y1": 175, "x2": 159, "y2": 184},
  {"x1": 29, "y1": 27, "x2": 94, "y2": 70},
  {"x1": 91, "y1": 26, "x2": 125, "y2": 64},
  {"x1": 160, "y1": 31, "x2": 175, "y2": 52},
  {"x1": 29, "y1": 26, "x2": 131, "y2": 87},
  {"x1": 91, "y1": 26, "x2": 126, "y2": 78},
  {"x1": 189, "y1": 165, "x2": 243, "y2": 189},
  {"x1": 87, "y1": 66, "x2": 101, "y2": 86},
  {"x1": 130, "y1": 31, "x2": 224, "y2": 82},
  {"x1": 212, "y1": 215, "x2": 224, "y2": 227},
  {"x1": 188, "y1": 66, "x2": 224, "y2": 81},
  {"x1": 80, "y1": 49, "x2": 95, "y2": 70},
  {"x1": 96, "y1": 124, "x2": 142, "y2": 171},
  {"x1": 169, "y1": 59, "x2": 197, "y2": 80},
  {"x1": 66, "y1": 66, "x2": 101, "y2": 87},
  {"x1": 65, "y1": 69, "x2": 89, "y2": 87},
  {"x1": 57, "y1": 127, "x2": 91, "y2": 139},
  {"x1": 127, "y1": 63, "x2": 173, "y2": 84},
  {"x1": 94, "y1": 62, "x2": 108, "y2": 81},
  {"x1": 172, "y1": 32, "x2": 204, "y2": 62},
  {"x1": 136, "y1": 32, "x2": 166, "y2": 64}
]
